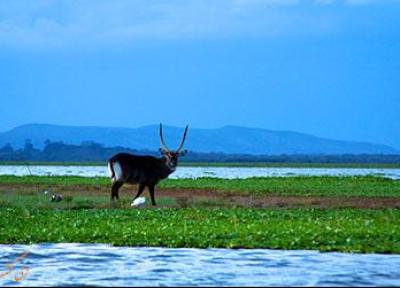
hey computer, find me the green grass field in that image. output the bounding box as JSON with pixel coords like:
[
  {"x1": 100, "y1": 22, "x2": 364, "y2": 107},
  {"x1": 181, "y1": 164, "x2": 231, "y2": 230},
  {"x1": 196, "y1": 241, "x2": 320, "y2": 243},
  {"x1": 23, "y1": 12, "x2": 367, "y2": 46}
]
[
  {"x1": 1, "y1": 175, "x2": 400, "y2": 253},
  {"x1": 1, "y1": 175, "x2": 400, "y2": 197},
  {"x1": 1, "y1": 207, "x2": 399, "y2": 253}
]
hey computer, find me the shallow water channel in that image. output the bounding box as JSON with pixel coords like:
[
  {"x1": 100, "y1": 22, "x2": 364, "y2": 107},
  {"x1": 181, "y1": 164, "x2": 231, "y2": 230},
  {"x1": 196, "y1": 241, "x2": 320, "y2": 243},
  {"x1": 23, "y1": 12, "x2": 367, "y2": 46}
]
[
  {"x1": 1, "y1": 244, "x2": 399, "y2": 286},
  {"x1": 1, "y1": 165, "x2": 400, "y2": 179}
]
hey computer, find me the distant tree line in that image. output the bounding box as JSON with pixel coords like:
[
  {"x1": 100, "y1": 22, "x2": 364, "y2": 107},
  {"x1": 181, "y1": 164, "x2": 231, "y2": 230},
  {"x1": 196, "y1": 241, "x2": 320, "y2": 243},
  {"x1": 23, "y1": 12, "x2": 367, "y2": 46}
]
[{"x1": 1, "y1": 139, "x2": 400, "y2": 163}]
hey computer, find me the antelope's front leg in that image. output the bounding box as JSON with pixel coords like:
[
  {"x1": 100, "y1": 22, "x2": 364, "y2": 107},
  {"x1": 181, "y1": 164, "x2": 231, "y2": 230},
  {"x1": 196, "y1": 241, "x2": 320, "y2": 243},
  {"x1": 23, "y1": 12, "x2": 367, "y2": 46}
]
[
  {"x1": 132, "y1": 183, "x2": 145, "y2": 202},
  {"x1": 148, "y1": 184, "x2": 157, "y2": 206}
]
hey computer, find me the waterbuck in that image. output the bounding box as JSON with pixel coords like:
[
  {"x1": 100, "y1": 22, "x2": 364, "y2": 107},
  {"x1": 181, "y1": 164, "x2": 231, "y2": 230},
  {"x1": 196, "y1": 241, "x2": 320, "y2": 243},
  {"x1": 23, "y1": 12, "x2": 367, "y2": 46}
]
[{"x1": 107, "y1": 124, "x2": 189, "y2": 206}]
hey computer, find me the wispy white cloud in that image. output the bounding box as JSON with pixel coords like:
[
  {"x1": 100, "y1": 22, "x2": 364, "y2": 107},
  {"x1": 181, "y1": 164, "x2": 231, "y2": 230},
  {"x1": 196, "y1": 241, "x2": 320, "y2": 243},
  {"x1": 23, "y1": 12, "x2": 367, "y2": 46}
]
[
  {"x1": 317, "y1": 0, "x2": 400, "y2": 5},
  {"x1": 0, "y1": 0, "x2": 398, "y2": 49},
  {"x1": 344, "y1": 0, "x2": 383, "y2": 5}
]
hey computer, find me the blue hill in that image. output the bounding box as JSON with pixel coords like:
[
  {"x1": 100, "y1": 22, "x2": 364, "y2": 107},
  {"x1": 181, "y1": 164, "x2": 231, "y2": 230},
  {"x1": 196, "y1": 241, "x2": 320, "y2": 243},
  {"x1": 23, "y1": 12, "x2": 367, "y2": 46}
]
[{"x1": 0, "y1": 123, "x2": 397, "y2": 155}]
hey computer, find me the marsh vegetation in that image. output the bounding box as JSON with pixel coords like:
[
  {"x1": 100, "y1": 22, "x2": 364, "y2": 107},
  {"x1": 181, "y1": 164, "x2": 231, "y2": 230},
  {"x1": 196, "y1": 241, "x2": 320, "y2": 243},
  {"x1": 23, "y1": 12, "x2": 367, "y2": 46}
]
[{"x1": 1, "y1": 175, "x2": 399, "y2": 253}]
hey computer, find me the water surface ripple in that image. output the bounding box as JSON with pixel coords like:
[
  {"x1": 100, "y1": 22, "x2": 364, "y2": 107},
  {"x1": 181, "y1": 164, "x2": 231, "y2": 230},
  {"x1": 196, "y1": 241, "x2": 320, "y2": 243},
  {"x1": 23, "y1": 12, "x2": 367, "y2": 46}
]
[
  {"x1": 1, "y1": 244, "x2": 400, "y2": 286},
  {"x1": 1, "y1": 165, "x2": 400, "y2": 179}
]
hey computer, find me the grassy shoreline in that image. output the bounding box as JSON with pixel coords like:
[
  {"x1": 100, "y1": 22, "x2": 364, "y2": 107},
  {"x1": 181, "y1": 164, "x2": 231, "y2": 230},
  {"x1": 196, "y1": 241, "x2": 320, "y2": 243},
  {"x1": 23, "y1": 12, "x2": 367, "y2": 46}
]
[
  {"x1": 1, "y1": 175, "x2": 399, "y2": 253},
  {"x1": 1, "y1": 207, "x2": 399, "y2": 253},
  {"x1": 1, "y1": 175, "x2": 400, "y2": 197},
  {"x1": 1, "y1": 161, "x2": 400, "y2": 168}
]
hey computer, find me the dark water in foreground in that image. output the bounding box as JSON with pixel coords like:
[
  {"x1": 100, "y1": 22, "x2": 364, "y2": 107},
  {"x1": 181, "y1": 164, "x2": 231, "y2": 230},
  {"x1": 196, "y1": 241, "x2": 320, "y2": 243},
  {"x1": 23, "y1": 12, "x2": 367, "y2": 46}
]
[{"x1": 1, "y1": 244, "x2": 399, "y2": 287}]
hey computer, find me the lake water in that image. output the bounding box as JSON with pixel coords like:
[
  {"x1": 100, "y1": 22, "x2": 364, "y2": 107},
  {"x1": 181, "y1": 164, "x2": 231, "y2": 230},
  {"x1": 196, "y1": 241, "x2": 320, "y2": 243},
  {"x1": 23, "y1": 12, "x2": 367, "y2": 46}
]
[
  {"x1": 1, "y1": 165, "x2": 400, "y2": 179},
  {"x1": 1, "y1": 244, "x2": 399, "y2": 287}
]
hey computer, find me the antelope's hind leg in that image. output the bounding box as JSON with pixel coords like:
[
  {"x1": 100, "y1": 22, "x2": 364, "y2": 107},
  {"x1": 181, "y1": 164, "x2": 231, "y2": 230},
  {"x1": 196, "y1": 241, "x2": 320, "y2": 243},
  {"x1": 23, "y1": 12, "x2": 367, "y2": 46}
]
[{"x1": 111, "y1": 181, "x2": 123, "y2": 201}]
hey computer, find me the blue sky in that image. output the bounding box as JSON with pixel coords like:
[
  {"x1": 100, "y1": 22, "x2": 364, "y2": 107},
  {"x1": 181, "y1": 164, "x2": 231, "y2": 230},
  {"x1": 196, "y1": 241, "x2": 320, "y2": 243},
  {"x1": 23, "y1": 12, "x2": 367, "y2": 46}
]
[{"x1": 0, "y1": 0, "x2": 399, "y2": 148}]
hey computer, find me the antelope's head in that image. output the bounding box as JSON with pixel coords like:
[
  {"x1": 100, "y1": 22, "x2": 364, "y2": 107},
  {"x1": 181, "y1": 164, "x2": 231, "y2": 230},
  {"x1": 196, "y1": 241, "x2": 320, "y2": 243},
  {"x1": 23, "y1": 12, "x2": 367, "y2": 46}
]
[{"x1": 159, "y1": 124, "x2": 189, "y2": 171}]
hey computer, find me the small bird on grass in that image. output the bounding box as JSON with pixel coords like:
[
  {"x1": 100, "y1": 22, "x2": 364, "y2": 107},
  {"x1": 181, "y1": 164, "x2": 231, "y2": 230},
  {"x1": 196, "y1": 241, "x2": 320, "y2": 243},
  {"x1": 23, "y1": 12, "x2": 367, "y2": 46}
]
[{"x1": 131, "y1": 197, "x2": 146, "y2": 207}]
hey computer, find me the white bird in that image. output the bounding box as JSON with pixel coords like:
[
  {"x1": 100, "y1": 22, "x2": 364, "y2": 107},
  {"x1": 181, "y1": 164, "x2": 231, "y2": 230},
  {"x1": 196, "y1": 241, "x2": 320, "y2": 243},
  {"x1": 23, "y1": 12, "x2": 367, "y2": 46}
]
[{"x1": 131, "y1": 197, "x2": 146, "y2": 207}]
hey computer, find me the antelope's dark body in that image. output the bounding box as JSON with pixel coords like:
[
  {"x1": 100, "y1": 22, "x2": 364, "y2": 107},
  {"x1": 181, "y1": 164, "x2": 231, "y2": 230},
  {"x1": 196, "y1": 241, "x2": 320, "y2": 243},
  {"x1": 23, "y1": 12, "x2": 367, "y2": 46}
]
[{"x1": 108, "y1": 153, "x2": 172, "y2": 185}]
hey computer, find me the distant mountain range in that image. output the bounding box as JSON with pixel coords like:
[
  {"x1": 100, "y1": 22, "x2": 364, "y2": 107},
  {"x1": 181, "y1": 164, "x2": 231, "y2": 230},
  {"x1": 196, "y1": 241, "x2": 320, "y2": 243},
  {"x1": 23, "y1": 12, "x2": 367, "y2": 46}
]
[{"x1": 0, "y1": 123, "x2": 398, "y2": 155}]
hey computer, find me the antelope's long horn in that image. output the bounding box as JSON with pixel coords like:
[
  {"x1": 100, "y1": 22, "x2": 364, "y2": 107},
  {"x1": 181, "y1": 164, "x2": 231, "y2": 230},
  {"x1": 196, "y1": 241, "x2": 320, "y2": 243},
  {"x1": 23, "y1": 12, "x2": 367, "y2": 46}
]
[
  {"x1": 176, "y1": 125, "x2": 189, "y2": 152},
  {"x1": 159, "y1": 123, "x2": 170, "y2": 151}
]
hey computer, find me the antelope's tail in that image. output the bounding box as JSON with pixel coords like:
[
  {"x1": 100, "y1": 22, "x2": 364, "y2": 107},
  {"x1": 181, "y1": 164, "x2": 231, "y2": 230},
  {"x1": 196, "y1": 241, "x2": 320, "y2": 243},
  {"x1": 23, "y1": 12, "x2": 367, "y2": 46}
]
[
  {"x1": 108, "y1": 159, "x2": 123, "y2": 182},
  {"x1": 108, "y1": 160, "x2": 115, "y2": 181}
]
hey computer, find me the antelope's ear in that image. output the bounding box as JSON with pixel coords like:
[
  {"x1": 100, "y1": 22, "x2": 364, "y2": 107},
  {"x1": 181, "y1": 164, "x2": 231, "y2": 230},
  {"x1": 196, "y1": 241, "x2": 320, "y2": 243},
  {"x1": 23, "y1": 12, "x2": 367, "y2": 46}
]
[{"x1": 179, "y1": 149, "x2": 188, "y2": 156}]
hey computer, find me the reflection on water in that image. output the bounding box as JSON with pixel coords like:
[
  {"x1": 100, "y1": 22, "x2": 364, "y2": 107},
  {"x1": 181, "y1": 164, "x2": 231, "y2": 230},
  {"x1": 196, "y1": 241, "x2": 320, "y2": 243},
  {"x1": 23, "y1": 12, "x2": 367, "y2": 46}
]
[
  {"x1": 1, "y1": 165, "x2": 400, "y2": 179},
  {"x1": 1, "y1": 244, "x2": 400, "y2": 287}
]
